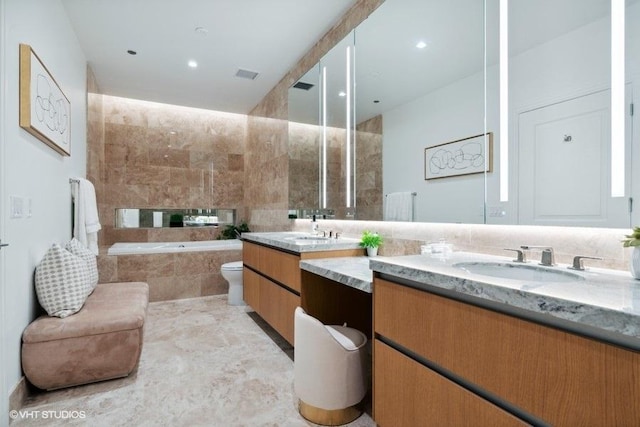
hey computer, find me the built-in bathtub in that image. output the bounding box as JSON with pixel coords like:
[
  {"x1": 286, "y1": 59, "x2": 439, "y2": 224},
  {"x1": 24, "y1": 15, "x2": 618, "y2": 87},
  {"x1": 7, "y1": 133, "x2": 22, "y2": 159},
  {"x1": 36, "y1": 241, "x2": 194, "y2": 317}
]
[
  {"x1": 107, "y1": 239, "x2": 242, "y2": 255},
  {"x1": 104, "y1": 239, "x2": 243, "y2": 302}
]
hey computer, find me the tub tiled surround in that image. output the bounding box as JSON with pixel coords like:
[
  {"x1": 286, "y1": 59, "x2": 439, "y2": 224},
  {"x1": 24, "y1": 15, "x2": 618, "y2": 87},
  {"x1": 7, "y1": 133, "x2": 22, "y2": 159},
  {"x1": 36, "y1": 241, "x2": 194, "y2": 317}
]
[
  {"x1": 98, "y1": 248, "x2": 242, "y2": 302},
  {"x1": 87, "y1": 94, "x2": 248, "y2": 300},
  {"x1": 293, "y1": 220, "x2": 633, "y2": 272},
  {"x1": 87, "y1": 95, "x2": 247, "y2": 247}
]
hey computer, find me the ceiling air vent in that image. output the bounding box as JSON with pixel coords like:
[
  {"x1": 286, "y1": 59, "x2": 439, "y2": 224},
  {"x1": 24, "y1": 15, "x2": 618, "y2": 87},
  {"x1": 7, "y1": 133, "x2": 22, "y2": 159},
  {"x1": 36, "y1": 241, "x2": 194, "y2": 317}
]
[
  {"x1": 235, "y1": 68, "x2": 259, "y2": 80},
  {"x1": 293, "y1": 81, "x2": 314, "y2": 90}
]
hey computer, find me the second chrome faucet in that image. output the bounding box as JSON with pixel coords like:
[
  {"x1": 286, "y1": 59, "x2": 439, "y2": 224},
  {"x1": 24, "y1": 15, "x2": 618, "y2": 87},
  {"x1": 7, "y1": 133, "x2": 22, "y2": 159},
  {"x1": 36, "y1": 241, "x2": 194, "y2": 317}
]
[{"x1": 505, "y1": 246, "x2": 556, "y2": 266}]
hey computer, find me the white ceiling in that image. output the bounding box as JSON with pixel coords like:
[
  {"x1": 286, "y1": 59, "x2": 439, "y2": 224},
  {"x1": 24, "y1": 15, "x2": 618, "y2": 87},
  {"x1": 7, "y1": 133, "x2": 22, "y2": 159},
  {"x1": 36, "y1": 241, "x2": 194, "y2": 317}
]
[
  {"x1": 61, "y1": 0, "x2": 357, "y2": 114},
  {"x1": 289, "y1": 0, "x2": 621, "y2": 127}
]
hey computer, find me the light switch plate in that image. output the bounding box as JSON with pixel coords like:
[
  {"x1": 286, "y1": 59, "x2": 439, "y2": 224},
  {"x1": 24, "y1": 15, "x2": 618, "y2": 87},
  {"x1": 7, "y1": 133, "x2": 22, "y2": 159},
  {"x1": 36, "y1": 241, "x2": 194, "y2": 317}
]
[{"x1": 10, "y1": 196, "x2": 24, "y2": 218}]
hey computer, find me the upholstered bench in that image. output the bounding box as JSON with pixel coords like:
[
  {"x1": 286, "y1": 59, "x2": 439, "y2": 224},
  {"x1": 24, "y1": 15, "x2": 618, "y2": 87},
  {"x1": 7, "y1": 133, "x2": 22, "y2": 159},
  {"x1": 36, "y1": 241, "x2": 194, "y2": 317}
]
[{"x1": 21, "y1": 282, "x2": 149, "y2": 390}]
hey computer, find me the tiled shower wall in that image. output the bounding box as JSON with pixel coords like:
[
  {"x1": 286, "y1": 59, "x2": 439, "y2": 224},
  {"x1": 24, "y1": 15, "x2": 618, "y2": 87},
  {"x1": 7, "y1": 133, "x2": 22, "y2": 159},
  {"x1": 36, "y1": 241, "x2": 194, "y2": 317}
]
[
  {"x1": 92, "y1": 95, "x2": 247, "y2": 246},
  {"x1": 87, "y1": 94, "x2": 247, "y2": 300}
]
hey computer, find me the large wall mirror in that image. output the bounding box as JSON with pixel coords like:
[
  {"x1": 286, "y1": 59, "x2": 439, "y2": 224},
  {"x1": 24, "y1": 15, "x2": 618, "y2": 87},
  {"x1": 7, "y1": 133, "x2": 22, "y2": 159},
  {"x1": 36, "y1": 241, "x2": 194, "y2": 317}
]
[
  {"x1": 288, "y1": 0, "x2": 639, "y2": 228},
  {"x1": 486, "y1": 0, "x2": 638, "y2": 229}
]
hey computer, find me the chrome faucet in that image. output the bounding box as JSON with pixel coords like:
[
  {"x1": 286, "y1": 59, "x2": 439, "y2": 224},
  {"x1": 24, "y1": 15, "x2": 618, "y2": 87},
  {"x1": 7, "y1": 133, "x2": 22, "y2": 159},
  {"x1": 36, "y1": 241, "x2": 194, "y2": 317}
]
[
  {"x1": 568, "y1": 255, "x2": 602, "y2": 271},
  {"x1": 504, "y1": 248, "x2": 527, "y2": 263},
  {"x1": 520, "y1": 246, "x2": 556, "y2": 266}
]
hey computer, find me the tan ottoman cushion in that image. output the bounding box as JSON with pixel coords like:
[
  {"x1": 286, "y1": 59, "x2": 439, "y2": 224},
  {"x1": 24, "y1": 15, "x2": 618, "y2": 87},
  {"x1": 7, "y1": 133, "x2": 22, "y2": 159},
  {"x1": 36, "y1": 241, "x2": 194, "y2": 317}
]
[{"x1": 22, "y1": 282, "x2": 149, "y2": 390}]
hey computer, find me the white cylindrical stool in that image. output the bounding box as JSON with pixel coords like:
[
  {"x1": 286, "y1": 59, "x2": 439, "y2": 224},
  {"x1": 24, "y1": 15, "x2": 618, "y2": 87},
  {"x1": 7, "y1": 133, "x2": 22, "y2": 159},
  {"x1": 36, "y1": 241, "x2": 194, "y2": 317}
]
[
  {"x1": 221, "y1": 261, "x2": 244, "y2": 306},
  {"x1": 294, "y1": 307, "x2": 368, "y2": 426}
]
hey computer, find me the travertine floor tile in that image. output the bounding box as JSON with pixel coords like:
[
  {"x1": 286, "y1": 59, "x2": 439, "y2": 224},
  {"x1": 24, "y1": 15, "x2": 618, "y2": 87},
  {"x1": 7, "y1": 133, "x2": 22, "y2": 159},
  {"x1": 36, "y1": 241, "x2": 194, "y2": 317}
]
[{"x1": 14, "y1": 296, "x2": 374, "y2": 427}]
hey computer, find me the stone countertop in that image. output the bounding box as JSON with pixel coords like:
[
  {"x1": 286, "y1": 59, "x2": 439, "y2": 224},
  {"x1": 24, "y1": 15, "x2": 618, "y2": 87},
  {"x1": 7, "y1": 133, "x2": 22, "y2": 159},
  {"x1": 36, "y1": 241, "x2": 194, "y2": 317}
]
[
  {"x1": 299, "y1": 257, "x2": 373, "y2": 293},
  {"x1": 241, "y1": 232, "x2": 362, "y2": 254},
  {"x1": 370, "y1": 252, "x2": 640, "y2": 350}
]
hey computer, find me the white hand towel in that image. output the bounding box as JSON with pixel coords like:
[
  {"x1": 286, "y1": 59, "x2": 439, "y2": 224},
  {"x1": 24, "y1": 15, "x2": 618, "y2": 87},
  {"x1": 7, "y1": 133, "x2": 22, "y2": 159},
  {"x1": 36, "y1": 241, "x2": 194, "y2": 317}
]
[
  {"x1": 384, "y1": 192, "x2": 414, "y2": 222},
  {"x1": 71, "y1": 177, "x2": 101, "y2": 255}
]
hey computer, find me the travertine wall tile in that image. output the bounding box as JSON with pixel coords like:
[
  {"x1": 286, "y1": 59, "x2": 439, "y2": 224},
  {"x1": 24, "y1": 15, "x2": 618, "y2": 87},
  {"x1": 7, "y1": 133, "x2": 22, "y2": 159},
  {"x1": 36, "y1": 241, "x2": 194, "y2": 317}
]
[
  {"x1": 89, "y1": 95, "x2": 248, "y2": 248},
  {"x1": 246, "y1": 0, "x2": 384, "y2": 226},
  {"x1": 104, "y1": 248, "x2": 242, "y2": 302}
]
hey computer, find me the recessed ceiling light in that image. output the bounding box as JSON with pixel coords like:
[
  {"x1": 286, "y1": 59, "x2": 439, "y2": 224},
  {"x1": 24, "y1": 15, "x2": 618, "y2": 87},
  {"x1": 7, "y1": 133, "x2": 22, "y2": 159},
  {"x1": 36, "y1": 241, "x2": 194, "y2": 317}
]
[
  {"x1": 338, "y1": 91, "x2": 346, "y2": 97},
  {"x1": 416, "y1": 41, "x2": 427, "y2": 49},
  {"x1": 188, "y1": 60, "x2": 198, "y2": 68},
  {"x1": 127, "y1": 50, "x2": 137, "y2": 55}
]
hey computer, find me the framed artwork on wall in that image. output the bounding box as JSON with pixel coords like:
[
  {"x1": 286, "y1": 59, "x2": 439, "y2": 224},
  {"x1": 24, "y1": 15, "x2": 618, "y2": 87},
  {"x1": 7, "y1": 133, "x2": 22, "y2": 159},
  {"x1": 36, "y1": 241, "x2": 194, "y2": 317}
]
[
  {"x1": 19, "y1": 43, "x2": 71, "y2": 156},
  {"x1": 424, "y1": 132, "x2": 493, "y2": 180}
]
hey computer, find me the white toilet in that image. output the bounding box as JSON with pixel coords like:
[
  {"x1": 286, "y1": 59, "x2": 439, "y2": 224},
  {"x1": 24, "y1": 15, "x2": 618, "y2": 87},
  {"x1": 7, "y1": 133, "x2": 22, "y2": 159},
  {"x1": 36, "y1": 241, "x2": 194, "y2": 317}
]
[{"x1": 221, "y1": 261, "x2": 245, "y2": 306}]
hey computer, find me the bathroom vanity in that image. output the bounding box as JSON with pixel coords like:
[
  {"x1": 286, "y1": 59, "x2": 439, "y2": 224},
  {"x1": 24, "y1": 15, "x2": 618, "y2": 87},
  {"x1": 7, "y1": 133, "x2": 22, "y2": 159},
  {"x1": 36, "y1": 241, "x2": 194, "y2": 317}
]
[
  {"x1": 370, "y1": 253, "x2": 640, "y2": 426},
  {"x1": 241, "y1": 232, "x2": 365, "y2": 344}
]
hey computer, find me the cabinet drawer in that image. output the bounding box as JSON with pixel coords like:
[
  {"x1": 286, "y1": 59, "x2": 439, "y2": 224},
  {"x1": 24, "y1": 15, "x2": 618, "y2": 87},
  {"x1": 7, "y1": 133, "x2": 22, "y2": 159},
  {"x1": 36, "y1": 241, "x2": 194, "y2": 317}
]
[
  {"x1": 258, "y1": 245, "x2": 301, "y2": 292},
  {"x1": 243, "y1": 267, "x2": 260, "y2": 311},
  {"x1": 242, "y1": 242, "x2": 301, "y2": 292},
  {"x1": 374, "y1": 278, "x2": 640, "y2": 425},
  {"x1": 259, "y1": 276, "x2": 300, "y2": 345},
  {"x1": 374, "y1": 340, "x2": 528, "y2": 427},
  {"x1": 242, "y1": 241, "x2": 261, "y2": 270}
]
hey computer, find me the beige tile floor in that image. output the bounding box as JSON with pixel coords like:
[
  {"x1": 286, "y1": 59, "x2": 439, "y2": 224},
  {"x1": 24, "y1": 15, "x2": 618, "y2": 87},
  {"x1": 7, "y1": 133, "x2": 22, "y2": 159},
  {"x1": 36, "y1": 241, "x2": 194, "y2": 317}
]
[{"x1": 12, "y1": 296, "x2": 375, "y2": 427}]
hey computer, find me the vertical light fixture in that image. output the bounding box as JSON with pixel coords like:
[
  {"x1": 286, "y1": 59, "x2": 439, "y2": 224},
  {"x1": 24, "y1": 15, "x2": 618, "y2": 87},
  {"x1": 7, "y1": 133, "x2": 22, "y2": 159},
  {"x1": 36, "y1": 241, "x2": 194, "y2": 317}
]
[
  {"x1": 499, "y1": 0, "x2": 509, "y2": 202},
  {"x1": 345, "y1": 46, "x2": 352, "y2": 208},
  {"x1": 321, "y1": 66, "x2": 328, "y2": 208},
  {"x1": 611, "y1": 0, "x2": 625, "y2": 197}
]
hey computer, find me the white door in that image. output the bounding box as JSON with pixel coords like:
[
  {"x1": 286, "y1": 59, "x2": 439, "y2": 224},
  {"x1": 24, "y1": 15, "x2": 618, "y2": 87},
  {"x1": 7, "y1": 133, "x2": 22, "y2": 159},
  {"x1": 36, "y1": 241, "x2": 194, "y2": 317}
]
[{"x1": 518, "y1": 88, "x2": 632, "y2": 228}]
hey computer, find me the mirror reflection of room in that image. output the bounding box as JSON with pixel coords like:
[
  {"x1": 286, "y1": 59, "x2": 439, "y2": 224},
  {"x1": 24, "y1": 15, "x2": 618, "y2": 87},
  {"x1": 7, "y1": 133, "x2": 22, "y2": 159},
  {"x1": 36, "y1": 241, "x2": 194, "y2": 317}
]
[{"x1": 288, "y1": 0, "x2": 639, "y2": 228}]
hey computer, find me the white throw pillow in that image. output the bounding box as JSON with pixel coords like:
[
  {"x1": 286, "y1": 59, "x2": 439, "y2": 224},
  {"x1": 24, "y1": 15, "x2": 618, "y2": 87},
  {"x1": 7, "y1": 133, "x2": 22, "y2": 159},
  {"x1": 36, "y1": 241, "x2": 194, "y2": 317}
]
[
  {"x1": 35, "y1": 244, "x2": 91, "y2": 318},
  {"x1": 65, "y1": 238, "x2": 99, "y2": 290}
]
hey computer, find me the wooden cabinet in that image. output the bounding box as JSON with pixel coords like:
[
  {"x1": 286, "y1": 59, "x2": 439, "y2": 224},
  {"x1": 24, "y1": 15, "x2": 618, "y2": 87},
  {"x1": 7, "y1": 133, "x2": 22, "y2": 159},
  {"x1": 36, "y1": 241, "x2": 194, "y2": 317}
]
[
  {"x1": 374, "y1": 340, "x2": 528, "y2": 427},
  {"x1": 259, "y1": 274, "x2": 300, "y2": 344},
  {"x1": 373, "y1": 276, "x2": 640, "y2": 426},
  {"x1": 242, "y1": 267, "x2": 261, "y2": 311},
  {"x1": 242, "y1": 241, "x2": 363, "y2": 345}
]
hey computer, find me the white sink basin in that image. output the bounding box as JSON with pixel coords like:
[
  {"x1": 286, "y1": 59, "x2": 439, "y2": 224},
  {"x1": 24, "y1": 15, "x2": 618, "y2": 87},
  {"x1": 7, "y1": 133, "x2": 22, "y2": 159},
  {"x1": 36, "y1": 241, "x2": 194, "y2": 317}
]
[{"x1": 453, "y1": 262, "x2": 585, "y2": 283}]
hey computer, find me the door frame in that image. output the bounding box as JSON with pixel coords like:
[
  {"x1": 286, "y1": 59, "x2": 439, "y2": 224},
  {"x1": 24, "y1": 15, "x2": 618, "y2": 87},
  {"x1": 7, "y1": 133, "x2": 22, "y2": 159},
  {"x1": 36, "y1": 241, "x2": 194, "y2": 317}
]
[{"x1": 0, "y1": 0, "x2": 8, "y2": 419}]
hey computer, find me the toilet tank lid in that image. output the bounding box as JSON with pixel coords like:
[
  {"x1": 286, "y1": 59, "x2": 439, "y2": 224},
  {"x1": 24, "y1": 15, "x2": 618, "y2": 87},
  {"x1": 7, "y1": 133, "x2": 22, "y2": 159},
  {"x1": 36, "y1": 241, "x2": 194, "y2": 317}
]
[{"x1": 222, "y1": 261, "x2": 243, "y2": 270}]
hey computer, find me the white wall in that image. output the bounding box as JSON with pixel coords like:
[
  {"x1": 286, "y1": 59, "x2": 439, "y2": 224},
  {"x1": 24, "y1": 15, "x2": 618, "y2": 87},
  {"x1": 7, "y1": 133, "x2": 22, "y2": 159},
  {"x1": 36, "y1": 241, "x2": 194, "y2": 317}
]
[
  {"x1": 0, "y1": 0, "x2": 8, "y2": 422},
  {"x1": 383, "y1": 70, "x2": 485, "y2": 224},
  {"x1": 1, "y1": 0, "x2": 86, "y2": 419},
  {"x1": 384, "y1": 3, "x2": 640, "y2": 227}
]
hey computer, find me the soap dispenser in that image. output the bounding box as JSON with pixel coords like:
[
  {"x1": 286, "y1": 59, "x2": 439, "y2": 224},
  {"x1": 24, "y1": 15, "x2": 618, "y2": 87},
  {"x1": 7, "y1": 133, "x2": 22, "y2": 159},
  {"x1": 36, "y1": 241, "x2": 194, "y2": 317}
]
[{"x1": 311, "y1": 215, "x2": 318, "y2": 235}]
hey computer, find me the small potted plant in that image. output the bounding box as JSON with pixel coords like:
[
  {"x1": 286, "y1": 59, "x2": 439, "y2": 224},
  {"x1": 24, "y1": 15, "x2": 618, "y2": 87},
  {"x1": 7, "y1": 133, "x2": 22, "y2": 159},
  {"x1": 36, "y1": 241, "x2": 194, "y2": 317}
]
[
  {"x1": 360, "y1": 230, "x2": 383, "y2": 257},
  {"x1": 169, "y1": 213, "x2": 184, "y2": 228},
  {"x1": 217, "y1": 221, "x2": 251, "y2": 240},
  {"x1": 623, "y1": 226, "x2": 640, "y2": 279}
]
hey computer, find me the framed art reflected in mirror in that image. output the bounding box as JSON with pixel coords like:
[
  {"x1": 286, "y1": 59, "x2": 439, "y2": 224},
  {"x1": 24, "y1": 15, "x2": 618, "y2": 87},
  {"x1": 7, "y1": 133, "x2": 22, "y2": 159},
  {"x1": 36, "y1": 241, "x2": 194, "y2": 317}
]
[{"x1": 425, "y1": 132, "x2": 493, "y2": 180}]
